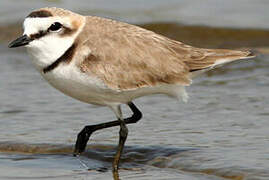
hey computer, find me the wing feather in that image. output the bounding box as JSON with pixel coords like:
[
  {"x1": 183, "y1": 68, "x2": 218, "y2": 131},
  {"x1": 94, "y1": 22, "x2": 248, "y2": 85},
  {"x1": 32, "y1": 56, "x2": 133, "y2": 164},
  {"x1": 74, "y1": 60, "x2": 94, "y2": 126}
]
[{"x1": 75, "y1": 16, "x2": 253, "y2": 90}]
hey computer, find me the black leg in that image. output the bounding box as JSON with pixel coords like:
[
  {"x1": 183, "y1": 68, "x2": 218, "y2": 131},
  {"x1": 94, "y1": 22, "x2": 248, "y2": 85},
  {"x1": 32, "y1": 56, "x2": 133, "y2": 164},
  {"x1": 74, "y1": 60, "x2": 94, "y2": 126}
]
[
  {"x1": 73, "y1": 102, "x2": 142, "y2": 155},
  {"x1": 112, "y1": 120, "x2": 128, "y2": 180}
]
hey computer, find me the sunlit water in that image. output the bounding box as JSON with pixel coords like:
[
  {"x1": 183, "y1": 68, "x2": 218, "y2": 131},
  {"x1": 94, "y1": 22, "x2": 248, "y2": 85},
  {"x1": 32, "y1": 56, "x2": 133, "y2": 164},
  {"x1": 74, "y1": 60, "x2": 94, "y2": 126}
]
[{"x1": 1, "y1": 1, "x2": 269, "y2": 180}]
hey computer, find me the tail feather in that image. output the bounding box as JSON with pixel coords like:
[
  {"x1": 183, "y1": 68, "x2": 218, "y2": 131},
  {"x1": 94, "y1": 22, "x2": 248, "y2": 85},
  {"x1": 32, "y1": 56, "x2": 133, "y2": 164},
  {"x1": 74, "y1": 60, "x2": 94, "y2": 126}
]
[{"x1": 187, "y1": 49, "x2": 255, "y2": 77}]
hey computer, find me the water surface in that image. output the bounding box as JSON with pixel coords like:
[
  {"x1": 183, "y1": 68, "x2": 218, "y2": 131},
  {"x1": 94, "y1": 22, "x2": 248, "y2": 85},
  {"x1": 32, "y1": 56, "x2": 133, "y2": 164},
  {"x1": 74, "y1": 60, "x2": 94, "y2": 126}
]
[
  {"x1": 1, "y1": 41, "x2": 269, "y2": 179},
  {"x1": 0, "y1": 0, "x2": 268, "y2": 29},
  {"x1": 1, "y1": 1, "x2": 269, "y2": 180}
]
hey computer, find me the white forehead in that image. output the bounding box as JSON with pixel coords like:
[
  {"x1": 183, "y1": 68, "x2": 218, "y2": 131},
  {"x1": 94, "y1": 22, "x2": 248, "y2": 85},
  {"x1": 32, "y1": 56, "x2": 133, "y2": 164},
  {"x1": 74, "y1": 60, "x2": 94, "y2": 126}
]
[{"x1": 23, "y1": 17, "x2": 71, "y2": 36}]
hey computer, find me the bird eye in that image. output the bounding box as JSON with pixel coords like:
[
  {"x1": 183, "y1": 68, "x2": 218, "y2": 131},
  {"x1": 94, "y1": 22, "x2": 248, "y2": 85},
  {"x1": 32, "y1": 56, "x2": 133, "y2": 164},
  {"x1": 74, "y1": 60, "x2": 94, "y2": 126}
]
[{"x1": 48, "y1": 22, "x2": 62, "y2": 32}]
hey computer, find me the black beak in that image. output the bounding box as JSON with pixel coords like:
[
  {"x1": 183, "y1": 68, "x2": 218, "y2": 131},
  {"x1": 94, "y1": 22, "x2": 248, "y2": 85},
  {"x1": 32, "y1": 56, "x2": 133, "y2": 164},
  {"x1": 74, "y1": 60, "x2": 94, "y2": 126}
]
[{"x1": 8, "y1": 35, "x2": 32, "y2": 48}]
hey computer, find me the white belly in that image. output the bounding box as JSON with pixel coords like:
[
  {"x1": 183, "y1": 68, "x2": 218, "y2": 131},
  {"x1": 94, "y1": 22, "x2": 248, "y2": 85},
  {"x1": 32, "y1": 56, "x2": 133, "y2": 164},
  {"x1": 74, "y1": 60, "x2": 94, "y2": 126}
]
[{"x1": 40, "y1": 63, "x2": 188, "y2": 106}]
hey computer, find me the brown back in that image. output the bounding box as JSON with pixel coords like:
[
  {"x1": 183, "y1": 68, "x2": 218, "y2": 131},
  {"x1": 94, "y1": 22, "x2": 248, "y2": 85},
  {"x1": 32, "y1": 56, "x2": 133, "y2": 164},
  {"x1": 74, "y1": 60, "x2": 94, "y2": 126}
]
[{"x1": 75, "y1": 16, "x2": 252, "y2": 90}]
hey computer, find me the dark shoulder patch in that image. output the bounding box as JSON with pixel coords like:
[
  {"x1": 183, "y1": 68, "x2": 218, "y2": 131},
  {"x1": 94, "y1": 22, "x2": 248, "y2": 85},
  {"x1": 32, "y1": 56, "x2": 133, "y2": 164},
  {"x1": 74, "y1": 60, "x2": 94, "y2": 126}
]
[
  {"x1": 43, "y1": 43, "x2": 77, "y2": 73},
  {"x1": 27, "y1": 10, "x2": 53, "y2": 18}
]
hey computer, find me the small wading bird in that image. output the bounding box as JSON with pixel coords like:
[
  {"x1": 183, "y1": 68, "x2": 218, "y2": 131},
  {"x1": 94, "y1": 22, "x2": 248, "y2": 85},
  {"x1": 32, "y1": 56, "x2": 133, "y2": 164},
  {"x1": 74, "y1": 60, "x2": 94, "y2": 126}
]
[{"x1": 9, "y1": 7, "x2": 255, "y2": 179}]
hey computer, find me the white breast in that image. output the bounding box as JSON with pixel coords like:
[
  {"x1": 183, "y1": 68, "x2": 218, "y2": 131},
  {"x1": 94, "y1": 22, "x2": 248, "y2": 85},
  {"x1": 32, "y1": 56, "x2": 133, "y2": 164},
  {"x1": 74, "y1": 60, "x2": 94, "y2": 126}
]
[{"x1": 41, "y1": 62, "x2": 117, "y2": 106}]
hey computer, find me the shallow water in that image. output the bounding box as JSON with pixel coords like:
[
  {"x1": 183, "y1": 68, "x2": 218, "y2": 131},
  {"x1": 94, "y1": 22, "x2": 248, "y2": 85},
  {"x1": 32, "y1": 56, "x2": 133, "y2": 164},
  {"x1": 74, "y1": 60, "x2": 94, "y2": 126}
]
[
  {"x1": 1, "y1": 43, "x2": 269, "y2": 179},
  {"x1": 1, "y1": 1, "x2": 269, "y2": 180}
]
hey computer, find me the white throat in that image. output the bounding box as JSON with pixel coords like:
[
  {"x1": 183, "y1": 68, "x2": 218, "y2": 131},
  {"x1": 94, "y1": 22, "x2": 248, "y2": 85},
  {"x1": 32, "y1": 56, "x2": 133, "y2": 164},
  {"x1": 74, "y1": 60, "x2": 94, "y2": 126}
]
[
  {"x1": 24, "y1": 17, "x2": 85, "y2": 72},
  {"x1": 26, "y1": 35, "x2": 75, "y2": 71}
]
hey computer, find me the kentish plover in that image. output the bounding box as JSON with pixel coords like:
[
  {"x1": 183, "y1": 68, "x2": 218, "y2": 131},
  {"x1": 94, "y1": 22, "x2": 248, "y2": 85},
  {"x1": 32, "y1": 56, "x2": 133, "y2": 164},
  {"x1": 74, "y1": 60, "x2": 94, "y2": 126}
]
[{"x1": 9, "y1": 7, "x2": 255, "y2": 179}]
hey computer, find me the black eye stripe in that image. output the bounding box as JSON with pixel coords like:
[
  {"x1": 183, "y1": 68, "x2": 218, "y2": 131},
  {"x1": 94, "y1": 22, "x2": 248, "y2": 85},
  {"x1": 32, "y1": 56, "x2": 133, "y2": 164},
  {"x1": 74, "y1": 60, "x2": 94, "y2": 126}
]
[
  {"x1": 30, "y1": 23, "x2": 64, "y2": 40},
  {"x1": 29, "y1": 22, "x2": 74, "y2": 40},
  {"x1": 48, "y1": 22, "x2": 63, "y2": 31},
  {"x1": 30, "y1": 30, "x2": 47, "y2": 40}
]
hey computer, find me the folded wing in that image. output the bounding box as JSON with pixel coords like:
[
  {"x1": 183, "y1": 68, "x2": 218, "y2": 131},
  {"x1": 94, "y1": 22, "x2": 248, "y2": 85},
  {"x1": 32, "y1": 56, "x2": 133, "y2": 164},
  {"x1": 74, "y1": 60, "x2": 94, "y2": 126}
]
[{"x1": 76, "y1": 17, "x2": 254, "y2": 90}]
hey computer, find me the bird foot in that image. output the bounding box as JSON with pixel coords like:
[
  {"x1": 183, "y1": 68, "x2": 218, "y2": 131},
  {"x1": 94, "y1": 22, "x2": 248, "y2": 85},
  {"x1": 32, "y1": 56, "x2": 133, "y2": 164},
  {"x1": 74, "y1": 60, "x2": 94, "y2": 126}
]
[{"x1": 73, "y1": 128, "x2": 91, "y2": 156}]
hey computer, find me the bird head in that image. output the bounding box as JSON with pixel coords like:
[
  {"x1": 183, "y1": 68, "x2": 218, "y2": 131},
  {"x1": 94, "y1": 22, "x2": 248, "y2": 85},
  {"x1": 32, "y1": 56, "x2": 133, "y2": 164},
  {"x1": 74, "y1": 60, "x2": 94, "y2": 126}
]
[{"x1": 9, "y1": 7, "x2": 84, "y2": 69}]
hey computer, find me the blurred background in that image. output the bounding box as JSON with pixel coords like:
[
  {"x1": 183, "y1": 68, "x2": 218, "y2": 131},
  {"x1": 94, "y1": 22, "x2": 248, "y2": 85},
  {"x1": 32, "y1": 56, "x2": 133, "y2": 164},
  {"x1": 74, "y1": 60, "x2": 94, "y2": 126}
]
[{"x1": 0, "y1": 1, "x2": 269, "y2": 180}]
